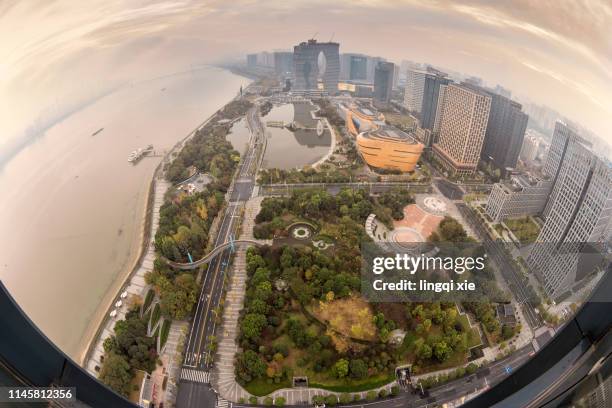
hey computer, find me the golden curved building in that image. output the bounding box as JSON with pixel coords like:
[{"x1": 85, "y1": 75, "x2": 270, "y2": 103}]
[
  {"x1": 357, "y1": 127, "x2": 424, "y2": 172},
  {"x1": 342, "y1": 102, "x2": 384, "y2": 137},
  {"x1": 341, "y1": 101, "x2": 423, "y2": 172}
]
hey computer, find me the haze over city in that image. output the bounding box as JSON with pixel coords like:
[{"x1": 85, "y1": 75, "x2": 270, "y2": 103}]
[
  {"x1": 1, "y1": 0, "x2": 610, "y2": 163},
  {"x1": 1, "y1": 2, "x2": 611, "y2": 408}
]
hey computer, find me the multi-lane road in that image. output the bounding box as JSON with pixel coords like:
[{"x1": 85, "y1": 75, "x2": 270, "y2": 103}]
[
  {"x1": 456, "y1": 203, "x2": 543, "y2": 329},
  {"x1": 176, "y1": 104, "x2": 263, "y2": 408},
  {"x1": 228, "y1": 346, "x2": 534, "y2": 408}
]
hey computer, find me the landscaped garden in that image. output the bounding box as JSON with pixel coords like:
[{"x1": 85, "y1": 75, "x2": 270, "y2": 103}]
[
  {"x1": 504, "y1": 216, "x2": 540, "y2": 244},
  {"x1": 98, "y1": 97, "x2": 254, "y2": 396},
  {"x1": 236, "y1": 188, "x2": 514, "y2": 396}
]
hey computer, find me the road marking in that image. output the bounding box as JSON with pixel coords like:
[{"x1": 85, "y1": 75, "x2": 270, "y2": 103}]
[
  {"x1": 217, "y1": 397, "x2": 231, "y2": 408},
  {"x1": 195, "y1": 204, "x2": 239, "y2": 362},
  {"x1": 180, "y1": 368, "x2": 210, "y2": 383}
]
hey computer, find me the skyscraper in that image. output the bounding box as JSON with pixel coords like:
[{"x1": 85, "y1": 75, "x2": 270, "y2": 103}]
[
  {"x1": 527, "y1": 136, "x2": 612, "y2": 299},
  {"x1": 247, "y1": 54, "x2": 257, "y2": 68},
  {"x1": 404, "y1": 69, "x2": 427, "y2": 113},
  {"x1": 480, "y1": 92, "x2": 528, "y2": 171},
  {"x1": 542, "y1": 121, "x2": 587, "y2": 218},
  {"x1": 350, "y1": 55, "x2": 368, "y2": 80},
  {"x1": 366, "y1": 56, "x2": 386, "y2": 82},
  {"x1": 520, "y1": 131, "x2": 541, "y2": 163},
  {"x1": 293, "y1": 39, "x2": 340, "y2": 93},
  {"x1": 432, "y1": 83, "x2": 448, "y2": 140},
  {"x1": 392, "y1": 63, "x2": 400, "y2": 89},
  {"x1": 432, "y1": 83, "x2": 491, "y2": 176},
  {"x1": 421, "y1": 71, "x2": 451, "y2": 130},
  {"x1": 340, "y1": 53, "x2": 368, "y2": 80},
  {"x1": 373, "y1": 61, "x2": 394, "y2": 109},
  {"x1": 274, "y1": 51, "x2": 293, "y2": 77}
]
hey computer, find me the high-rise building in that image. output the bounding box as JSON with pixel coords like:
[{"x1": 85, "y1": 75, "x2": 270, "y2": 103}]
[
  {"x1": 486, "y1": 174, "x2": 552, "y2": 222},
  {"x1": 404, "y1": 69, "x2": 427, "y2": 113},
  {"x1": 340, "y1": 53, "x2": 368, "y2": 80},
  {"x1": 465, "y1": 75, "x2": 483, "y2": 87},
  {"x1": 480, "y1": 92, "x2": 528, "y2": 171},
  {"x1": 542, "y1": 121, "x2": 587, "y2": 218},
  {"x1": 520, "y1": 130, "x2": 542, "y2": 163},
  {"x1": 350, "y1": 55, "x2": 368, "y2": 81},
  {"x1": 366, "y1": 56, "x2": 386, "y2": 82},
  {"x1": 274, "y1": 51, "x2": 293, "y2": 77},
  {"x1": 293, "y1": 39, "x2": 340, "y2": 93},
  {"x1": 392, "y1": 63, "x2": 400, "y2": 90},
  {"x1": 421, "y1": 71, "x2": 451, "y2": 130},
  {"x1": 432, "y1": 83, "x2": 491, "y2": 176},
  {"x1": 373, "y1": 61, "x2": 394, "y2": 109},
  {"x1": 527, "y1": 136, "x2": 612, "y2": 299},
  {"x1": 247, "y1": 53, "x2": 258, "y2": 68},
  {"x1": 259, "y1": 51, "x2": 274, "y2": 67},
  {"x1": 432, "y1": 83, "x2": 448, "y2": 140},
  {"x1": 494, "y1": 84, "x2": 512, "y2": 98}
]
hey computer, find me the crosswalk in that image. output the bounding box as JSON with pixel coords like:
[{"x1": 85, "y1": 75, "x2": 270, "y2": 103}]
[
  {"x1": 180, "y1": 368, "x2": 210, "y2": 383},
  {"x1": 217, "y1": 398, "x2": 231, "y2": 408}
]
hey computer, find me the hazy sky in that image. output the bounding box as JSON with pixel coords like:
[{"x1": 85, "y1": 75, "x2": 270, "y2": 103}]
[{"x1": 1, "y1": 0, "x2": 610, "y2": 155}]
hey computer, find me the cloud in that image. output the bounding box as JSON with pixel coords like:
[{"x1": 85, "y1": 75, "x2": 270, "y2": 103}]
[{"x1": 0, "y1": 0, "x2": 610, "y2": 142}]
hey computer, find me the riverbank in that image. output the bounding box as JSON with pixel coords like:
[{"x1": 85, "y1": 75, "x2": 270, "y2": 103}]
[
  {"x1": 79, "y1": 88, "x2": 246, "y2": 368},
  {"x1": 78, "y1": 108, "x2": 225, "y2": 368}
]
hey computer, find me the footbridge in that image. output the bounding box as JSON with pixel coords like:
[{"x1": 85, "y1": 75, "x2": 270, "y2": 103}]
[{"x1": 163, "y1": 239, "x2": 263, "y2": 270}]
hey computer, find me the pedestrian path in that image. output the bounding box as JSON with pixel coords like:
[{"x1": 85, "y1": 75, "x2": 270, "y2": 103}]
[
  {"x1": 216, "y1": 397, "x2": 231, "y2": 408},
  {"x1": 213, "y1": 198, "x2": 267, "y2": 402},
  {"x1": 180, "y1": 368, "x2": 210, "y2": 383}
]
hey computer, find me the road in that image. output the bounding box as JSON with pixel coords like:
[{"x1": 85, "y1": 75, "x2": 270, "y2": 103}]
[
  {"x1": 456, "y1": 203, "x2": 543, "y2": 329},
  {"x1": 176, "y1": 103, "x2": 264, "y2": 408},
  {"x1": 260, "y1": 182, "x2": 432, "y2": 196},
  {"x1": 229, "y1": 346, "x2": 534, "y2": 408},
  {"x1": 163, "y1": 239, "x2": 263, "y2": 270}
]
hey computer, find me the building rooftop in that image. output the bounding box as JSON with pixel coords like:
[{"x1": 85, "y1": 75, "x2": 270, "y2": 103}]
[{"x1": 361, "y1": 125, "x2": 420, "y2": 145}]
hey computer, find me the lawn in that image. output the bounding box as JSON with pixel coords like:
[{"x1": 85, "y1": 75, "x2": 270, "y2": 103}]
[
  {"x1": 383, "y1": 112, "x2": 416, "y2": 129},
  {"x1": 504, "y1": 217, "x2": 540, "y2": 244},
  {"x1": 309, "y1": 295, "x2": 377, "y2": 341},
  {"x1": 244, "y1": 377, "x2": 292, "y2": 396}
]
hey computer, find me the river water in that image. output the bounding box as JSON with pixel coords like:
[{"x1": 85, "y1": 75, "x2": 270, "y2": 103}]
[{"x1": 0, "y1": 67, "x2": 250, "y2": 361}]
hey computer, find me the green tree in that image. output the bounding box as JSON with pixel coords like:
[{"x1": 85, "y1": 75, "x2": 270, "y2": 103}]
[
  {"x1": 332, "y1": 359, "x2": 349, "y2": 378},
  {"x1": 416, "y1": 343, "x2": 432, "y2": 360},
  {"x1": 99, "y1": 352, "x2": 132, "y2": 396},
  {"x1": 241, "y1": 313, "x2": 267, "y2": 341},
  {"x1": 236, "y1": 350, "x2": 266, "y2": 382},
  {"x1": 349, "y1": 359, "x2": 368, "y2": 379},
  {"x1": 159, "y1": 273, "x2": 198, "y2": 320},
  {"x1": 433, "y1": 341, "x2": 452, "y2": 362}
]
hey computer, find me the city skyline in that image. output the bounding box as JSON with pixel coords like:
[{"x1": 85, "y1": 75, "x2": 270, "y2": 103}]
[{"x1": 1, "y1": 0, "x2": 610, "y2": 163}]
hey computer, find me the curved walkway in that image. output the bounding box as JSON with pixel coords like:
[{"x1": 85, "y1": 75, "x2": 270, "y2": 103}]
[{"x1": 162, "y1": 239, "x2": 263, "y2": 270}]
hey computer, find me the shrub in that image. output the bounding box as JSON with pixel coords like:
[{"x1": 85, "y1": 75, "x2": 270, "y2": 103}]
[
  {"x1": 324, "y1": 395, "x2": 338, "y2": 406},
  {"x1": 264, "y1": 396, "x2": 273, "y2": 406},
  {"x1": 366, "y1": 391, "x2": 378, "y2": 401}
]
